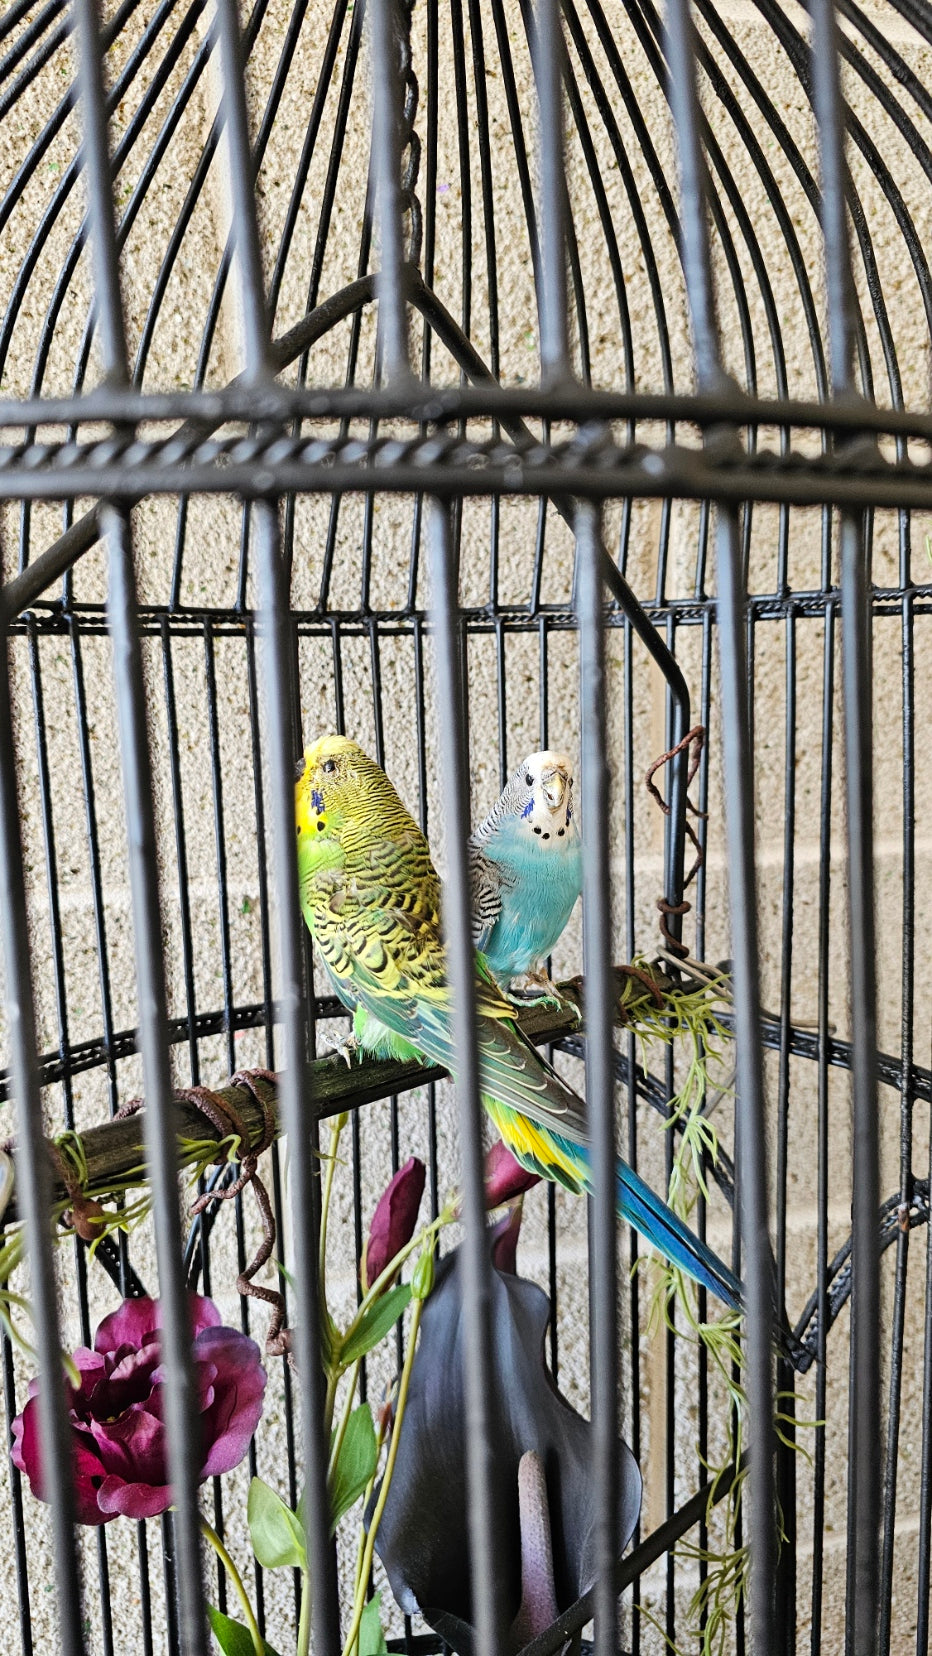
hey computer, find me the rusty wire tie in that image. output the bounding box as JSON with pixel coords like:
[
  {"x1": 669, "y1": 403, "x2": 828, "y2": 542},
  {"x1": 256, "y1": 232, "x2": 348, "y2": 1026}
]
[
  {"x1": 110, "y1": 1074, "x2": 287, "y2": 1356},
  {"x1": 180, "y1": 1070, "x2": 289, "y2": 1357},
  {"x1": 645, "y1": 723, "x2": 706, "y2": 959}
]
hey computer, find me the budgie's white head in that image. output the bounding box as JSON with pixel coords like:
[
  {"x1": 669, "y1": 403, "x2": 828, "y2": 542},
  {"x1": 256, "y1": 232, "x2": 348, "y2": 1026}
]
[{"x1": 479, "y1": 750, "x2": 576, "y2": 845}]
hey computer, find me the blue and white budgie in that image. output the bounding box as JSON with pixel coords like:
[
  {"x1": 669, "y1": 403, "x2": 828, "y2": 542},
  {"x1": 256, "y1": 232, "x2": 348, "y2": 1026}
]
[{"x1": 469, "y1": 751, "x2": 582, "y2": 1002}]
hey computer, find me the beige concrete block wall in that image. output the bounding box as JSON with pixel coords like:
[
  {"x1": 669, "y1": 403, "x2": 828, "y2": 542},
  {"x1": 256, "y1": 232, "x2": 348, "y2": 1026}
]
[{"x1": 1, "y1": 0, "x2": 931, "y2": 1649}]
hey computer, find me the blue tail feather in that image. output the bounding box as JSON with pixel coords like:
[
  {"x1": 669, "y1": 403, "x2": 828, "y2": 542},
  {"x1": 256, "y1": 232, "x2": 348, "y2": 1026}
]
[
  {"x1": 545, "y1": 1129, "x2": 742, "y2": 1313},
  {"x1": 542, "y1": 1132, "x2": 817, "y2": 1367},
  {"x1": 615, "y1": 1161, "x2": 743, "y2": 1313}
]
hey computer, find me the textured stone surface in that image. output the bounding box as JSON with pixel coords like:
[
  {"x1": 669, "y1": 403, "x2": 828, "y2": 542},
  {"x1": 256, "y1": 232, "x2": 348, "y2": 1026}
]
[{"x1": 1, "y1": 0, "x2": 931, "y2": 1650}]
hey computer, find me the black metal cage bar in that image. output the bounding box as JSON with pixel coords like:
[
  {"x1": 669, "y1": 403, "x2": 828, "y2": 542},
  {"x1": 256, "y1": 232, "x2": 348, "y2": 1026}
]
[
  {"x1": 575, "y1": 501, "x2": 621, "y2": 1656},
  {"x1": 427, "y1": 496, "x2": 508, "y2": 1656}
]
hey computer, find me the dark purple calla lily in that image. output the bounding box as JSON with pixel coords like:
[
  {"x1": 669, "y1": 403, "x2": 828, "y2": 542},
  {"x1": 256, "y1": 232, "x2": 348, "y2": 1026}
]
[
  {"x1": 364, "y1": 1156, "x2": 426, "y2": 1288},
  {"x1": 11, "y1": 1294, "x2": 266, "y2": 1525},
  {"x1": 372, "y1": 1231, "x2": 642, "y2": 1655},
  {"x1": 484, "y1": 1140, "x2": 542, "y2": 1208},
  {"x1": 489, "y1": 1202, "x2": 524, "y2": 1276}
]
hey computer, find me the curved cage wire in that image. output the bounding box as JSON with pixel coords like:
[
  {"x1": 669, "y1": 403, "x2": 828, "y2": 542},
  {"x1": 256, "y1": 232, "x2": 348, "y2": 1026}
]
[{"x1": 0, "y1": 0, "x2": 931, "y2": 1652}]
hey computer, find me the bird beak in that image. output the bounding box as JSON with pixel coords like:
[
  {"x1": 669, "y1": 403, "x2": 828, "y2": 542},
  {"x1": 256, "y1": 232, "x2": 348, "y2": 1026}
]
[{"x1": 541, "y1": 769, "x2": 568, "y2": 811}]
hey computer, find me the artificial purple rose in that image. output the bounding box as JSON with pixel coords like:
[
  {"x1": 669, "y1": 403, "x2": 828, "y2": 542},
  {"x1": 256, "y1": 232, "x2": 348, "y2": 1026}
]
[
  {"x1": 364, "y1": 1157, "x2": 426, "y2": 1289},
  {"x1": 11, "y1": 1294, "x2": 266, "y2": 1525},
  {"x1": 484, "y1": 1139, "x2": 541, "y2": 1208}
]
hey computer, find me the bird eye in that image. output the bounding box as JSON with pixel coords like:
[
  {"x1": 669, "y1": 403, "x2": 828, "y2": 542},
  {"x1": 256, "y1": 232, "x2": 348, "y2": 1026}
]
[
  {"x1": 322, "y1": 759, "x2": 336, "y2": 774},
  {"x1": 525, "y1": 773, "x2": 533, "y2": 786}
]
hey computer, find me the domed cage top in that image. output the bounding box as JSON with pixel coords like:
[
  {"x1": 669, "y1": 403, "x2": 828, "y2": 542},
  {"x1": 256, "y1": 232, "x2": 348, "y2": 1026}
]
[{"x1": 0, "y1": 0, "x2": 931, "y2": 1653}]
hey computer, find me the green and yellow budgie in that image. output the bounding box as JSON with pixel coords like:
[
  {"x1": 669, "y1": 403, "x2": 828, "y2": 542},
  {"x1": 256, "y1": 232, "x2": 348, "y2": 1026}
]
[{"x1": 295, "y1": 733, "x2": 744, "y2": 1312}]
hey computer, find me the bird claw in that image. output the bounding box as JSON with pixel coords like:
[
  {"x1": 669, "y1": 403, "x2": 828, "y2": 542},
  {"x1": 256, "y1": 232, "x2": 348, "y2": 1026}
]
[
  {"x1": 506, "y1": 972, "x2": 567, "y2": 1010},
  {"x1": 324, "y1": 1033, "x2": 360, "y2": 1068}
]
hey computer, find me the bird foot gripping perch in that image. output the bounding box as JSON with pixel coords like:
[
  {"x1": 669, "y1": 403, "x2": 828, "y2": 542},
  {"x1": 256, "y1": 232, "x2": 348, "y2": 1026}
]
[
  {"x1": 323, "y1": 1031, "x2": 362, "y2": 1068},
  {"x1": 504, "y1": 969, "x2": 570, "y2": 1010}
]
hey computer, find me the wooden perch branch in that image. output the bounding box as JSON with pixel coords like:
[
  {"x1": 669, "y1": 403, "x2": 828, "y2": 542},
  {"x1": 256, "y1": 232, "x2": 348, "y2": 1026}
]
[
  {"x1": 0, "y1": 980, "x2": 568, "y2": 1224},
  {"x1": 2, "y1": 967, "x2": 679, "y2": 1226}
]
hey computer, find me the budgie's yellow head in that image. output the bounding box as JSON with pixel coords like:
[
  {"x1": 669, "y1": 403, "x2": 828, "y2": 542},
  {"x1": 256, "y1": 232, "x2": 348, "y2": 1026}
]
[
  {"x1": 297, "y1": 734, "x2": 363, "y2": 839},
  {"x1": 296, "y1": 733, "x2": 440, "y2": 930},
  {"x1": 295, "y1": 734, "x2": 416, "y2": 849}
]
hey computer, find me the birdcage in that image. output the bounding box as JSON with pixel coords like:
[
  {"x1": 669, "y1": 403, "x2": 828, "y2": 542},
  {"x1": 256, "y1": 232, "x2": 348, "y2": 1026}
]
[{"x1": 0, "y1": 0, "x2": 929, "y2": 1651}]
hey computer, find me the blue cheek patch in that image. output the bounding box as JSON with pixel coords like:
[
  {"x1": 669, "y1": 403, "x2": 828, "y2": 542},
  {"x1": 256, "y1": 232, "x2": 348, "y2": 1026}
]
[
  {"x1": 566, "y1": 807, "x2": 572, "y2": 822},
  {"x1": 312, "y1": 789, "x2": 325, "y2": 813},
  {"x1": 521, "y1": 799, "x2": 534, "y2": 819}
]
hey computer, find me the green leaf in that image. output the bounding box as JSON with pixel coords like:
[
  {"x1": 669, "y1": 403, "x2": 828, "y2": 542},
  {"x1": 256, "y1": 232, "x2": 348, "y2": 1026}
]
[
  {"x1": 329, "y1": 1404, "x2": 378, "y2": 1532},
  {"x1": 358, "y1": 1592, "x2": 388, "y2": 1656},
  {"x1": 340, "y1": 1283, "x2": 411, "y2": 1365},
  {"x1": 273, "y1": 1258, "x2": 297, "y2": 1291},
  {"x1": 207, "y1": 1604, "x2": 282, "y2": 1656},
  {"x1": 247, "y1": 1477, "x2": 307, "y2": 1572},
  {"x1": 320, "y1": 1307, "x2": 340, "y2": 1367}
]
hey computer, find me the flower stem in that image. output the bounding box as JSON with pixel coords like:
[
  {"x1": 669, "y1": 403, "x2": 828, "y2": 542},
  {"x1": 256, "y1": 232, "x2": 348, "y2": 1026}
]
[
  {"x1": 297, "y1": 1570, "x2": 311, "y2": 1656},
  {"x1": 343, "y1": 1398, "x2": 391, "y2": 1656},
  {"x1": 323, "y1": 1361, "x2": 340, "y2": 1442},
  {"x1": 200, "y1": 1517, "x2": 264, "y2": 1656},
  {"x1": 328, "y1": 1357, "x2": 362, "y2": 1479},
  {"x1": 341, "y1": 1296, "x2": 425, "y2": 1656},
  {"x1": 342, "y1": 1208, "x2": 450, "y2": 1353},
  {"x1": 319, "y1": 1114, "x2": 347, "y2": 1298}
]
